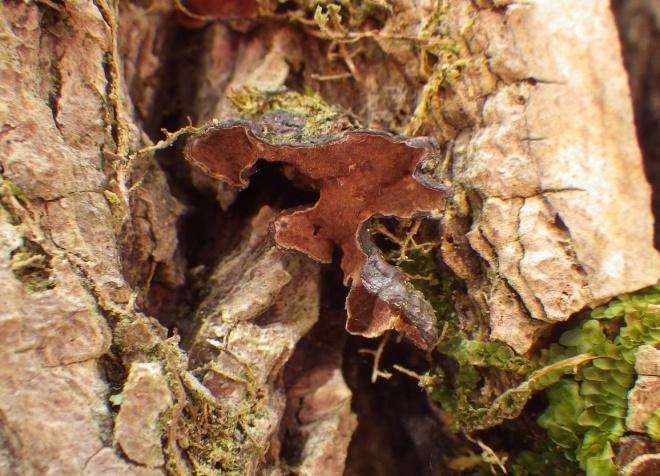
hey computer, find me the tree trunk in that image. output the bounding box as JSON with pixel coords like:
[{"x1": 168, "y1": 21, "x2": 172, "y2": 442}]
[{"x1": 0, "y1": 1, "x2": 657, "y2": 475}]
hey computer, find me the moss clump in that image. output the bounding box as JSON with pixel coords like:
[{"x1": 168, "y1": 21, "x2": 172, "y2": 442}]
[
  {"x1": 403, "y1": 0, "x2": 471, "y2": 135},
  {"x1": 111, "y1": 315, "x2": 260, "y2": 475},
  {"x1": 134, "y1": 333, "x2": 264, "y2": 475},
  {"x1": 229, "y1": 87, "x2": 354, "y2": 141},
  {"x1": 295, "y1": 0, "x2": 392, "y2": 31},
  {"x1": 647, "y1": 408, "x2": 660, "y2": 442},
  {"x1": 529, "y1": 286, "x2": 660, "y2": 476},
  {"x1": 0, "y1": 177, "x2": 28, "y2": 225},
  {"x1": 370, "y1": 218, "x2": 534, "y2": 432},
  {"x1": 536, "y1": 380, "x2": 584, "y2": 461},
  {"x1": 368, "y1": 217, "x2": 453, "y2": 320},
  {"x1": 177, "y1": 397, "x2": 264, "y2": 476},
  {"x1": 370, "y1": 217, "x2": 659, "y2": 475},
  {"x1": 1, "y1": 178, "x2": 55, "y2": 293},
  {"x1": 451, "y1": 286, "x2": 658, "y2": 476},
  {"x1": 173, "y1": 359, "x2": 265, "y2": 476},
  {"x1": 511, "y1": 444, "x2": 581, "y2": 476},
  {"x1": 9, "y1": 238, "x2": 55, "y2": 292},
  {"x1": 102, "y1": 189, "x2": 122, "y2": 208}
]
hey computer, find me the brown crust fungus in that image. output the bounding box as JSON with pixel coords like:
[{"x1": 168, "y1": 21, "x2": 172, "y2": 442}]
[{"x1": 184, "y1": 120, "x2": 446, "y2": 348}]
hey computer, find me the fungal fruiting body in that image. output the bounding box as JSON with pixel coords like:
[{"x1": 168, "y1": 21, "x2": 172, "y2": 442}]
[{"x1": 185, "y1": 120, "x2": 446, "y2": 348}]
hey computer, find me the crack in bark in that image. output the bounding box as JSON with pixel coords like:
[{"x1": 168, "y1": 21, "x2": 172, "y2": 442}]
[
  {"x1": 514, "y1": 198, "x2": 549, "y2": 320},
  {"x1": 0, "y1": 408, "x2": 26, "y2": 476},
  {"x1": 483, "y1": 187, "x2": 588, "y2": 201},
  {"x1": 93, "y1": 0, "x2": 130, "y2": 157},
  {"x1": 82, "y1": 446, "x2": 107, "y2": 472},
  {"x1": 46, "y1": 59, "x2": 63, "y2": 137},
  {"x1": 470, "y1": 197, "x2": 546, "y2": 322},
  {"x1": 42, "y1": 188, "x2": 105, "y2": 203}
]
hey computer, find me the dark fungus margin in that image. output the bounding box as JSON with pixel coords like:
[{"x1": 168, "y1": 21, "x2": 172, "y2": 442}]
[{"x1": 184, "y1": 120, "x2": 446, "y2": 348}]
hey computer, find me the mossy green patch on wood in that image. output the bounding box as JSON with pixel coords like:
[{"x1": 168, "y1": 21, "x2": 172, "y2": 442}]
[
  {"x1": 175, "y1": 389, "x2": 265, "y2": 475},
  {"x1": 0, "y1": 178, "x2": 55, "y2": 292},
  {"x1": 114, "y1": 326, "x2": 265, "y2": 475},
  {"x1": 9, "y1": 238, "x2": 55, "y2": 292},
  {"x1": 370, "y1": 214, "x2": 659, "y2": 475},
  {"x1": 647, "y1": 408, "x2": 660, "y2": 442},
  {"x1": 0, "y1": 177, "x2": 28, "y2": 225},
  {"x1": 298, "y1": 0, "x2": 392, "y2": 31},
  {"x1": 532, "y1": 286, "x2": 660, "y2": 476},
  {"x1": 424, "y1": 284, "x2": 659, "y2": 476},
  {"x1": 229, "y1": 87, "x2": 354, "y2": 141}
]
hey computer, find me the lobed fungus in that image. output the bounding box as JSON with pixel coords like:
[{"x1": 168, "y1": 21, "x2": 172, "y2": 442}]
[{"x1": 184, "y1": 118, "x2": 446, "y2": 348}]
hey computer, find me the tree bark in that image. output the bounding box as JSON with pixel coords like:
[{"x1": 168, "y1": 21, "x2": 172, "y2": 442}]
[{"x1": 0, "y1": 1, "x2": 657, "y2": 475}]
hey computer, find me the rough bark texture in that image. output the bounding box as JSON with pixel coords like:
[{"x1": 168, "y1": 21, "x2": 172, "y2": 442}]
[{"x1": 0, "y1": 1, "x2": 658, "y2": 475}]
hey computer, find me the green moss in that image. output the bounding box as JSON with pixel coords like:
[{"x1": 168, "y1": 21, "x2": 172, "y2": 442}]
[
  {"x1": 312, "y1": 3, "x2": 344, "y2": 36},
  {"x1": 370, "y1": 218, "x2": 535, "y2": 432},
  {"x1": 229, "y1": 87, "x2": 353, "y2": 141},
  {"x1": 9, "y1": 237, "x2": 55, "y2": 292},
  {"x1": 102, "y1": 189, "x2": 129, "y2": 231},
  {"x1": 0, "y1": 178, "x2": 54, "y2": 292},
  {"x1": 0, "y1": 177, "x2": 28, "y2": 223},
  {"x1": 520, "y1": 285, "x2": 660, "y2": 475},
  {"x1": 372, "y1": 222, "x2": 539, "y2": 432},
  {"x1": 5, "y1": 182, "x2": 26, "y2": 204},
  {"x1": 370, "y1": 214, "x2": 659, "y2": 475},
  {"x1": 286, "y1": 0, "x2": 472, "y2": 137},
  {"x1": 429, "y1": 285, "x2": 658, "y2": 475},
  {"x1": 536, "y1": 380, "x2": 584, "y2": 461},
  {"x1": 647, "y1": 408, "x2": 660, "y2": 442},
  {"x1": 174, "y1": 363, "x2": 265, "y2": 475},
  {"x1": 9, "y1": 240, "x2": 54, "y2": 292},
  {"x1": 103, "y1": 190, "x2": 121, "y2": 207},
  {"x1": 128, "y1": 334, "x2": 265, "y2": 475},
  {"x1": 403, "y1": 0, "x2": 471, "y2": 135},
  {"x1": 109, "y1": 393, "x2": 124, "y2": 406},
  {"x1": 112, "y1": 316, "x2": 259, "y2": 474},
  {"x1": 511, "y1": 446, "x2": 580, "y2": 476},
  {"x1": 298, "y1": 0, "x2": 392, "y2": 30}
]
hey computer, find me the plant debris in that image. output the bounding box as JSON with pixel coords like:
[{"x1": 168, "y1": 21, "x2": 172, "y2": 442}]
[{"x1": 184, "y1": 118, "x2": 446, "y2": 348}]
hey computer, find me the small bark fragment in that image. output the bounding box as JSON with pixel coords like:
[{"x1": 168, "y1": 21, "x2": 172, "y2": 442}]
[
  {"x1": 618, "y1": 436, "x2": 660, "y2": 468},
  {"x1": 635, "y1": 345, "x2": 660, "y2": 376},
  {"x1": 114, "y1": 362, "x2": 173, "y2": 468},
  {"x1": 623, "y1": 454, "x2": 660, "y2": 476},
  {"x1": 627, "y1": 346, "x2": 660, "y2": 434},
  {"x1": 290, "y1": 369, "x2": 356, "y2": 475},
  {"x1": 627, "y1": 376, "x2": 660, "y2": 434}
]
